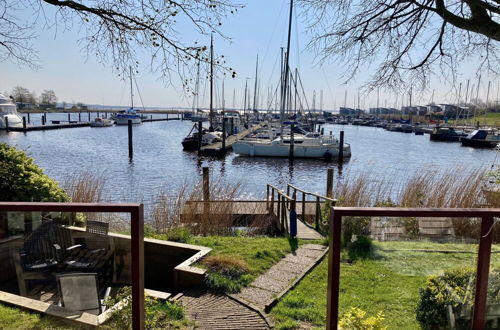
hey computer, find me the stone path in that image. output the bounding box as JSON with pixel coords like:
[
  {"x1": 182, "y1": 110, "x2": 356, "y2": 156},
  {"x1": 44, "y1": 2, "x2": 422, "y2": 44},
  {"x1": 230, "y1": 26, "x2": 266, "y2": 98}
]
[
  {"x1": 177, "y1": 289, "x2": 270, "y2": 329},
  {"x1": 232, "y1": 244, "x2": 328, "y2": 311},
  {"x1": 294, "y1": 218, "x2": 324, "y2": 240}
]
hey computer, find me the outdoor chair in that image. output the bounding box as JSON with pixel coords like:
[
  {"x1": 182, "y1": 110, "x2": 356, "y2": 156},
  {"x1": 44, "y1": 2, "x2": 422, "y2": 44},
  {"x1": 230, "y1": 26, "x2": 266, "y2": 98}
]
[
  {"x1": 13, "y1": 220, "x2": 81, "y2": 296},
  {"x1": 56, "y1": 273, "x2": 111, "y2": 315}
]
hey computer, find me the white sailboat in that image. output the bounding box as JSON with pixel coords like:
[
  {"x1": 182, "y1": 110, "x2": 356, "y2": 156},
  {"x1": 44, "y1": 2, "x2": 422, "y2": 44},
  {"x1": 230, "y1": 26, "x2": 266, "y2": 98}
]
[
  {"x1": 232, "y1": 0, "x2": 351, "y2": 160},
  {"x1": 0, "y1": 94, "x2": 23, "y2": 129},
  {"x1": 114, "y1": 67, "x2": 142, "y2": 125}
]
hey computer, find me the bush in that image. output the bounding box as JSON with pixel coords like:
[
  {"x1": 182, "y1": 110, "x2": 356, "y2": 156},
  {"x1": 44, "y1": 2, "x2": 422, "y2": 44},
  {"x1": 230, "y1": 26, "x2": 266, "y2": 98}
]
[
  {"x1": 202, "y1": 255, "x2": 251, "y2": 293},
  {"x1": 347, "y1": 235, "x2": 373, "y2": 261},
  {"x1": 338, "y1": 307, "x2": 386, "y2": 330},
  {"x1": 416, "y1": 266, "x2": 500, "y2": 329},
  {"x1": 0, "y1": 143, "x2": 69, "y2": 202},
  {"x1": 342, "y1": 216, "x2": 371, "y2": 248}
]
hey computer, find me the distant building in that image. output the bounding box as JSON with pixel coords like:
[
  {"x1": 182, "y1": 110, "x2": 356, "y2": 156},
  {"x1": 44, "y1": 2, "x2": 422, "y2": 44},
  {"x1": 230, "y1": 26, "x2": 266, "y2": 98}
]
[
  {"x1": 340, "y1": 107, "x2": 364, "y2": 116},
  {"x1": 369, "y1": 107, "x2": 399, "y2": 115},
  {"x1": 427, "y1": 104, "x2": 442, "y2": 113}
]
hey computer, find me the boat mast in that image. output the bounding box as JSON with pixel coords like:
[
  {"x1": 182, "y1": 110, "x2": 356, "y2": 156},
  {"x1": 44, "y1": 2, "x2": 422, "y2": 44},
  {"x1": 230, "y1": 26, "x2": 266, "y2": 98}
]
[
  {"x1": 280, "y1": 0, "x2": 293, "y2": 137},
  {"x1": 130, "y1": 66, "x2": 134, "y2": 110},
  {"x1": 209, "y1": 33, "x2": 214, "y2": 131},
  {"x1": 253, "y1": 54, "x2": 259, "y2": 111}
]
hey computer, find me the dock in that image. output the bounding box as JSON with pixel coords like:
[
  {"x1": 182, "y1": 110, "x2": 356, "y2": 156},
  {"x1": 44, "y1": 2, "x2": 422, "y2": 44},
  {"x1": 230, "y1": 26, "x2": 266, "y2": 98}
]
[
  {"x1": 7, "y1": 122, "x2": 91, "y2": 132},
  {"x1": 198, "y1": 122, "x2": 266, "y2": 156}
]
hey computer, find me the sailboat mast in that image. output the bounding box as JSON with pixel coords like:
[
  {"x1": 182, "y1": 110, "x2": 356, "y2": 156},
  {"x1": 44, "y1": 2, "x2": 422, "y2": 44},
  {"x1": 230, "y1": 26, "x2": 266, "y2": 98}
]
[
  {"x1": 209, "y1": 34, "x2": 214, "y2": 131},
  {"x1": 280, "y1": 0, "x2": 294, "y2": 136},
  {"x1": 130, "y1": 66, "x2": 134, "y2": 109},
  {"x1": 253, "y1": 55, "x2": 259, "y2": 111}
]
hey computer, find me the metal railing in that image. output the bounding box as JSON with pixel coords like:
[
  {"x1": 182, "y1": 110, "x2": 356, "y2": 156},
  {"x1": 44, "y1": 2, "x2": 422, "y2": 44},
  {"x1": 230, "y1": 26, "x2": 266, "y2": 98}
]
[
  {"x1": 326, "y1": 207, "x2": 500, "y2": 330},
  {"x1": 286, "y1": 184, "x2": 336, "y2": 231},
  {"x1": 266, "y1": 184, "x2": 296, "y2": 237},
  {"x1": 0, "y1": 202, "x2": 145, "y2": 330}
]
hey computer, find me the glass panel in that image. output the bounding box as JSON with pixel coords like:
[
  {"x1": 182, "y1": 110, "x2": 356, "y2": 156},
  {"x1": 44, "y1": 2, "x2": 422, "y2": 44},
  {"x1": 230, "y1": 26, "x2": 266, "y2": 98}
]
[{"x1": 339, "y1": 216, "x2": 479, "y2": 329}]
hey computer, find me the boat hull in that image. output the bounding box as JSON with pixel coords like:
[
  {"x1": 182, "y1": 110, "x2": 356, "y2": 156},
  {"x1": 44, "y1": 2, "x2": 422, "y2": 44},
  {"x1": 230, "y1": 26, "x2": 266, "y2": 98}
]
[
  {"x1": 430, "y1": 133, "x2": 461, "y2": 142},
  {"x1": 461, "y1": 138, "x2": 498, "y2": 148},
  {"x1": 233, "y1": 141, "x2": 351, "y2": 159},
  {"x1": 114, "y1": 117, "x2": 141, "y2": 125},
  {"x1": 182, "y1": 138, "x2": 200, "y2": 151},
  {"x1": 0, "y1": 114, "x2": 24, "y2": 129}
]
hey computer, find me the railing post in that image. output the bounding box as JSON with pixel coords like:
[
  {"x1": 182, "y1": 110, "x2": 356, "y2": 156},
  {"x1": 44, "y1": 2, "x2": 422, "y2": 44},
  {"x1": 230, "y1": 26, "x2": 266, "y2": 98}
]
[
  {"x1": 302, "y1": 191, "x2": 306, "y2": 223},
  {"x1": 315, "y1": 196, "x2": 321, "y2": 230},
  {"x1": 290, "y1": 192, "x2": 297, "y2": 237},
  {"x1": 131, "y1": 204, "x2": 145, "y2": 330},
  {"x1": 266, "y1": 185, "x2": 270, "y2": 210},
  {"x1": 203, "y1": 167, "x2": 210, "y2": 219},
  {"x1": 287, "y1": 184, "x2": 291, "y2": 197},
  {"x1": 472, "y1": 216, "x2": 494, "y2": 330},
  {"x1": 270, "y1": 189, "x2": 275, "y2": 215},
  {"x1": 327, "y1": 209, "x2": 342, "y2": 330}
]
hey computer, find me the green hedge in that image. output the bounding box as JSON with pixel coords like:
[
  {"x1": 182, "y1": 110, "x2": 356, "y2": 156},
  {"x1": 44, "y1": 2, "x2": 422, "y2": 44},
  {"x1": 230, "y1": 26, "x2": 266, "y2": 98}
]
[{"x1": 0, "y1": 143, "x2": 69, "y2": 202}]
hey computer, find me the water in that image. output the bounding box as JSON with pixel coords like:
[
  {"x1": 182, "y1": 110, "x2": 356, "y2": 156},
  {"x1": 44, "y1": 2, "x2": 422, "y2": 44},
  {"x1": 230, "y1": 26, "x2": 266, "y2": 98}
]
[{"x1": 1, "y1": 113, "x2": 497, "y2": 206}]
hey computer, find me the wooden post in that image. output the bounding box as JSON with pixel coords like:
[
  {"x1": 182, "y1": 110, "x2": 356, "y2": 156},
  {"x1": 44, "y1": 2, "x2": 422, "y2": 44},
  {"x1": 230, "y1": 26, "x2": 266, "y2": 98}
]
[
  {"x1": 289, "y1": 122, "x2": 295, "y2": 159},
  {"x1": 327, "y1": 210, "x2": 342, "y2": 330},
  {"x1": 472, "y1": 216, "x2": 494, "y2": 329},
  {"x1": 338, "y1": 131, "x2": 344, "y2": 162},
  {"x1": 67, "y1": 113, "x2": 71, "y2": 122},
  {"x1": 266, "y1": 185, "x2": 270, "y2": 210},
  {"x1": 302, "y1": 192, "x2": 306, "y2": 223},
  {"x1": 88, "y1": 112, "x2": 91, "y2": 122},
  {"x1": 290, "y1": 192, "x2": 297, "y2": 238},
  {"x1": 270, "y1": 190, "x2": 275, "y2": 215},
  {"x1": 27, "y1": 113, "x2": 30, "y2": 123},
  {"x1": 22, "y1": 116, "x2": 26, "y2": 130},
  {"x1": 128, "y1": 120, "x2": 133, "y2": 160},
  {"x1": 4, "y1": 117, "x2": 9, "y2": 132},
  {"x1": 315, "y1": 196, "x2": 321, "y2": 230},
  {"x1": 326, "y1": 168, "x2": 334, "y2": 198},
  {"x1": 321, "y1": 127, "x2": 324, "y2": 135},
  {"x1": 79, "y1": 112, "x2": 81, "y2": 122},
  {"x1": 230, "y1": 118, "x2": 234, "y2": 135},
  {"x1": 198, "y1": 121, "x2": 203, "y2": 150},
  {"x1": 166, "y1": 113, "x2": 169, "y2": 120},
  {"x1": 203, "y1": 167, "x2": 210, "y2": 218},
  {"x1": 43, "y1": 113, "x2": 47, "y2": 125},
  {"x1": 222, "y1": 113, "x2": 226, "y2": 153}
]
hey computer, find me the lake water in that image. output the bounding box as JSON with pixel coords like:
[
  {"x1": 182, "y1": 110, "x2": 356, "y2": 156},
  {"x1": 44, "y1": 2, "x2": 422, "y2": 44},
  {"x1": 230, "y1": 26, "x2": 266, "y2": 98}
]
[{"x1": 1, "y1": 113, "x2": 497, "y2": 208}]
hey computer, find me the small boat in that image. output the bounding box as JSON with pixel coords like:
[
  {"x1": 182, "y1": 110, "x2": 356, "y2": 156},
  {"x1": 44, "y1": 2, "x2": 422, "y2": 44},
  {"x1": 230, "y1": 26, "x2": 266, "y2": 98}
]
[
  {"x1": 182, "y1": 124, "x2": 223, "y2": 151},
  {"x1": 0, "y1": 94, "x2": 23, "y2": 129},
  {"x1": 461, "y1": 130, "x2": 500, "y2": 148},
  {"x1": 90, "y1": 117, "x2": 114, "y2": 127},
  {"x1": 113, "y1": 109, "x2": 142, "y2": 125},
  {"x1": 430, "y1": 127, "x2": 466, "y2": 142}
]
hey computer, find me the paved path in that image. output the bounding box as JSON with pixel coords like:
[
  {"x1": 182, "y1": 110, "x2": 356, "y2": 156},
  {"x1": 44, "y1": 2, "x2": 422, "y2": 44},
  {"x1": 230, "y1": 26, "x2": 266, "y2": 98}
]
[
  {"x1": 232, "y1": 244, "x2": 328, "y2": 311},
  {"x1": 177, "y1": 289, "x2": 270, "y2": 329}
]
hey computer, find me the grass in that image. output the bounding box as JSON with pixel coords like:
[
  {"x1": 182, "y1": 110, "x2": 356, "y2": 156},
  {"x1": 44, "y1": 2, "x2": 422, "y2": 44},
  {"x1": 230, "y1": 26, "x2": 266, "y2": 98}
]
[
  {"x1": 271, "y1": 240, "x2": 500, "y2": 330},
  {"x1": 0, "y1": 303, "x2": 73, "y2": 329}
]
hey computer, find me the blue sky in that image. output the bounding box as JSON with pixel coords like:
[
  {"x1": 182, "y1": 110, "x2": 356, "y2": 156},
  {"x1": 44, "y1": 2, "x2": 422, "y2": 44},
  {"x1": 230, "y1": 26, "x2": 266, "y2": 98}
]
[{"x1": 1, "y1": 1, "x2": 497, "y2": 110}]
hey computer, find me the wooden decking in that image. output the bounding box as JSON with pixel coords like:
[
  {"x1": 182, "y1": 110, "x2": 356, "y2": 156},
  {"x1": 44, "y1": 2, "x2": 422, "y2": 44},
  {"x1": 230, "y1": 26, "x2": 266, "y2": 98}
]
[{"x1": 198, "y1": 122, "x2": 267, "y2": 156}]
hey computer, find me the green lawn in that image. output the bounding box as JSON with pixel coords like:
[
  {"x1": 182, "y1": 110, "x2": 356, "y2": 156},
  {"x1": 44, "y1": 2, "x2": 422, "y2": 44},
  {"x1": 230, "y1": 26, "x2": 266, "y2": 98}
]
[
  {"x1": 449, "y1": 112, "x2": 500, "y2": 127},
  {"x1": 271, "y1": 240, "x2": 497, "y2": 330}
]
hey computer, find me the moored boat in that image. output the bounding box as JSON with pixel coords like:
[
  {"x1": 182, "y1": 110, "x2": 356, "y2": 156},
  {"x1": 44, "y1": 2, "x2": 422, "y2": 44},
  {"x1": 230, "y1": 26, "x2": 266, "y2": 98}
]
[
  {"x1": 90, "y1": 117, "x2": 114, "y2": 127},
  {"x1": 460, "y1": 130, "x2": 500, "y2": 148},
  {"x1": 430, "y1": 127, "x2": 467, "y2": 142},
  {"x1": 0, "y1": 94, "x2": 23, "y2": 129}
]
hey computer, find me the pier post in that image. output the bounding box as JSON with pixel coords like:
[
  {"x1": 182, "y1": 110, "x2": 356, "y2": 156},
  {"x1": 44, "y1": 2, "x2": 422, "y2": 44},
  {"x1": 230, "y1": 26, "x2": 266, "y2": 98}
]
[
  {"x1": 105, "y1": 112, "x2": 107, "y2": 118},
  {"x1": 166, "y1": 113, "x2": 169, "y2": 120},
  {"x1": 290, "y1": 191, "x2": 297, "y2": 238},
  {"x1": 326, "y1": 168, "x2": 334, "y2": 198},
  {"x1": 22, "y1": 117, "x2": 26, "y2": 130},
  {"x1": 197, "y1": 121, "x2": 203, "y2": 150},
  {"x1": 338, "y1": 131, "x2": 344, "y2": 162},
  {"x1": 222, "y1": 113, "x2": 226, "y2": 154},
  {"x1": 88, "y1": 112, "x2": 91, "y2": 122},
  {"x1": 321, "y1": 127, "x2": 324, "y2": 135},
  {"x1": 230, "y1": 118, "x2": 234, "y2": 136},
  {"x1": 79, "y1": 113, "x2": 81, "y2": 122},
  {"x1": 202, "y1": 167, "x2": 210, "y2": 219},
  {"x1": 289, "y1": 122, "x2": 295, "y2": 159},
  {"x1": 27, "y1": 113, "x2": 30, "y2": 124},
  {"x1": 42, "y1": 113, "x2": 46, "y2": 125},
  {"x1": 68, "y1": 113, "x2": 71, "y2": 123},
  {"x1": 150, "y1": 115, "x2": 153, "y2": 121},
  {"x1": 128, "y1": 120, "x2": 133, "y2": 160},
  {"x1": 5, "y1": 117, "x2": 9, "y2": 132}
]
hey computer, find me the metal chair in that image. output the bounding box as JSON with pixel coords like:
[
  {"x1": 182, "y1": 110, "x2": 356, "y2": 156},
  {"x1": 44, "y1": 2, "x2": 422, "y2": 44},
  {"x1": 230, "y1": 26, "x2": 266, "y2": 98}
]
[{"x1": 56, "y1": 273, "x2": 110, "y2": 315}]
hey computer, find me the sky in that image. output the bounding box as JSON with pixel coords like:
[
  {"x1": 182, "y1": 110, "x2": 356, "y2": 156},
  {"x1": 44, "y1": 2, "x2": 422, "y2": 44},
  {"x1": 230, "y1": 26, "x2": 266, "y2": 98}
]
[{"x1": 1, "y1": 1, "x2": 498, "y2": 110}]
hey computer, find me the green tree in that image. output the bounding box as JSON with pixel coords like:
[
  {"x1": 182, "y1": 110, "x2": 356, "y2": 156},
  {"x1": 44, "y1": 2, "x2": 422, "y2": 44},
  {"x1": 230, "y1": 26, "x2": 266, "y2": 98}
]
[
  {"x1": 0, "y1": 143, "x2": 69, "y2": 202},
  {"x1": 11, "y1": 86, "x2": 36, "y2": 105},
  {"x1": 39, "y1": 90, "x2": 57, "y2": 106}
]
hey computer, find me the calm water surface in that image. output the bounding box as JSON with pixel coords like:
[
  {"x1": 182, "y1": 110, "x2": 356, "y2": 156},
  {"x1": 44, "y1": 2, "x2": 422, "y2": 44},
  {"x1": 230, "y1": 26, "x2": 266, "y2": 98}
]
[{"x1": 1, "y1": 113, "x2": 497, "y2": 206}]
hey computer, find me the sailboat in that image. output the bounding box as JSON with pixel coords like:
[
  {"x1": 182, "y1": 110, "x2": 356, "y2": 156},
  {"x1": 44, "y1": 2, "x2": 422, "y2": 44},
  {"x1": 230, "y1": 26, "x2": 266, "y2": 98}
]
[
  {"x1": 114, "y1": 67, "x2": 142, "y2": 125},
  {"x1": 232, "y1": 0, "x2": 350, "y2": 160},
  {"x1": 0, "y1": 94, "x2": 23, "y2": 129}
]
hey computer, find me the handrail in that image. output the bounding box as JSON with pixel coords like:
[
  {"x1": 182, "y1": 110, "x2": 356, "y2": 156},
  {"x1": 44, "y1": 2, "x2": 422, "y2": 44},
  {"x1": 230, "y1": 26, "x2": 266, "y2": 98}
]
[
  {"x1": 287, "y1": 184, "x2": 336, "y2": 202},
  {"x1": 326, "y1": 207, "x2": 500, "y2": 330},
  {"x1": 266, "y1": 184, "x2": 297, "y2": 237}
]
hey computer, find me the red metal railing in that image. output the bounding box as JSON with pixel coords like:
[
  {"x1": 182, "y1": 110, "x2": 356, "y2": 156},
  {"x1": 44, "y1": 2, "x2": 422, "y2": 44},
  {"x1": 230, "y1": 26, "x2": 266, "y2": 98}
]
[
  {"x1": 0, "y1": 202, "x2": 144, "y2": 330},
  {"x1": 327, "y1": 207, "x2": 500, "y2": 330}
]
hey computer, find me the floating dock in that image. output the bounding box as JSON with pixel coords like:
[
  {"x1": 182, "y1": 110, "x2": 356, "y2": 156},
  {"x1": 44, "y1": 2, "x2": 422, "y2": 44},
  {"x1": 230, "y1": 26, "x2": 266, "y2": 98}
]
[
  {"x1": 198, "y1": 122, "x2": 266, "y2": 156},
  {"x1": 7, "y1": 122, "x2": 91, "y2": 132}
]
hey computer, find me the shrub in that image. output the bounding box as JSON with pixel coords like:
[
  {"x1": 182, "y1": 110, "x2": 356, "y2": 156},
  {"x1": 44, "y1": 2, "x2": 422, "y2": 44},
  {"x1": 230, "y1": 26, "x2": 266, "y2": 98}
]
[
  {"x1": 201, "y1": 255, "x2": 251, "y2": 293},
  {"x1": 347, "y1": 235, "x2": 373, "y2": 261},
  {"x1": 416, "y1": 266, "x2": 500, "y2": 329},
  {"x1": 342, "y1": 216, "x2": 371, "y2": 248},
  {"x1": 0, "y1": 143, "x2": 69, "y2": 202},
  {"x1": 338, "y1": 307, "x2": 386, "y2": 330}
]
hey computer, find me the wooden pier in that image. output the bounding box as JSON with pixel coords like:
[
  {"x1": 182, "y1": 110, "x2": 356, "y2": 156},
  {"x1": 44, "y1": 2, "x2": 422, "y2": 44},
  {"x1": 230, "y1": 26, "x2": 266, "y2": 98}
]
[
  {"x1": 198, "y1": 122, "x2": 266, "y2": 156},
  {"x1": 7, "y1": 122, "x2": 91, "y2": 132}
]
